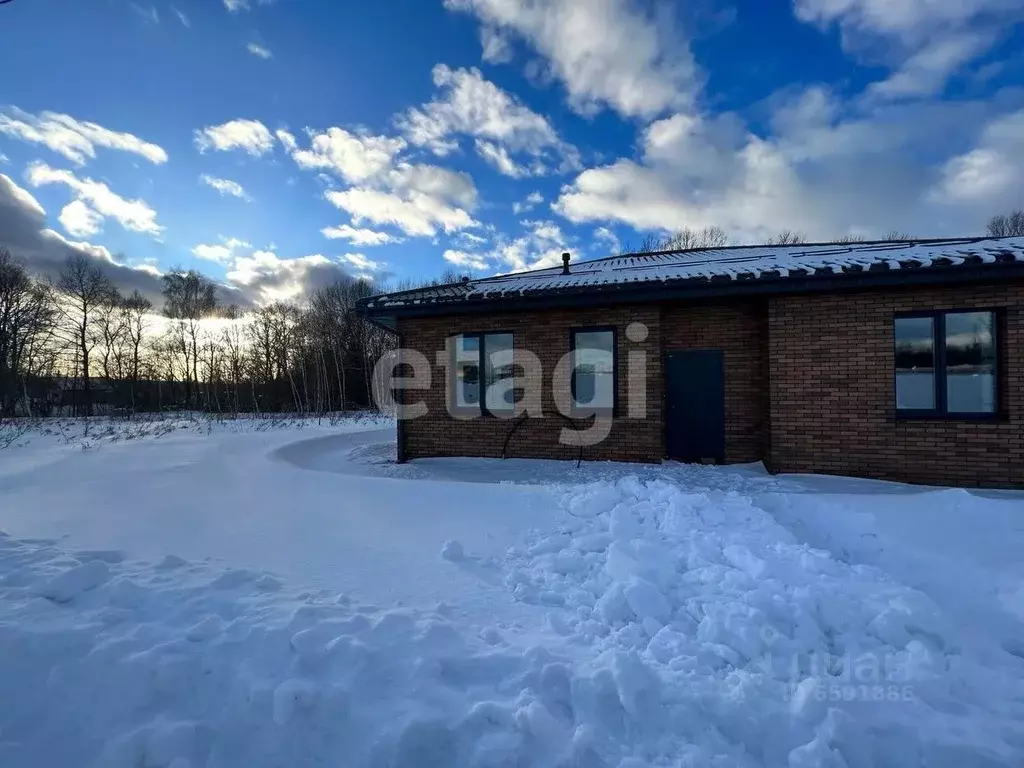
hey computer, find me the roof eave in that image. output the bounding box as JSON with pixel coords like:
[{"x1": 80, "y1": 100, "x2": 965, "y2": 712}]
[{"x1": 359, "y1": 260, "x2": 1024, "y2": 321}]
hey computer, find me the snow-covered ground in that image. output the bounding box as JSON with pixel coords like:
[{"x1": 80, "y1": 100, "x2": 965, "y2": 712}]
[{"x1": 1, "y1": 417, "x2": 1022, "y2": 766}]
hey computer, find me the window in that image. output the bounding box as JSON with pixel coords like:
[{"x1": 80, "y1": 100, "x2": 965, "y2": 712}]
[
  {"x1": 450, "y1": 333, "x2": 515, "y2": 414},
  {"x1": 894, "y1": 310, "x2": 998, "y2": 417},
  {"x1": 571, "y1": 328, "x2": 616, "y2": 413}
]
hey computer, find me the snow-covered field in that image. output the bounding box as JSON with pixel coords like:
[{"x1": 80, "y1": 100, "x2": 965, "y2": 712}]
[{"x1": 1, "y1": 417, "x2": 1023, "y2": 767}]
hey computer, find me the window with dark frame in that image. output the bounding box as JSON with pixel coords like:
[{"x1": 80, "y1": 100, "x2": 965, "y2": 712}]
[
  {"x1": 570, "y1": 328, "x2": 616, "y2": 413},
  {"x1": 450, "y1": 333, "x2": 515, "y2": 414},
  {"x1": 894, "y1": 310, "x2": 999, "y2": 417}
]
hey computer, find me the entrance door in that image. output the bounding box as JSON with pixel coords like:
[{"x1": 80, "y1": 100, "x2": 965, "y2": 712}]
[{"x1": 665, "y1": 350, "x2": 725, "y2": 462}]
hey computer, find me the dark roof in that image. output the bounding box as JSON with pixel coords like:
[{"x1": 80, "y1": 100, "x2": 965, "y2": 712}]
[{"x1": 360, "y1": 236, "x2": 1024, "y2": 327}]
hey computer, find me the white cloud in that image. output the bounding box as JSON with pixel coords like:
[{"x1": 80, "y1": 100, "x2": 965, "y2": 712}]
[
  {"x1": 866, "y1": 31, "x2": 994, "y2": 100},
  {"x1": 443, "y1": 249, "x2": 489, "y2": 270},
  {"x1": 443, "y1": 0, "x2": 698, "y2": 118},
  {"x1": 512, "y1": 190, "x2": 543, "y2": 214},
  {"x1": 247, "y1": 42, "x2": 273, "y2": 59},
  {"x1": 283, "y1": 122, "x2": 480, "y2": 239},
  {"x1": 474, "y1": 139, "x2": 528, "y2": 178},
  {"x1": 26, "y1": 162, "x2": 163, "y2": 237},
  {"x1": 223, "y1": 0, "x2": 277, "y2": 11},
  {"x1": 398, "y1": 65, "x2": 579, "y2": 174},
  {"x1": 592, "y1": 226, "x2": 621, "y2": 253},
  {"x1": 341, "y1": 252, "x2": 386, "y2": 274},
  {"x1": 794, "y1": 0, "x2": 1020, "y2": 99},
  {"x1": 0, "y1": 172, "x2": 166, "y2": 301},
  {"x1": 226, "y1": 250, "x2": 354, "y2": 304},
  {"x1": 446, "y1": 218, "x2": 570, "y2": 274},
  {"x1": 286, "y1": 127, "x2": 406, "y2": 183},
  {"x1": 325, "y1": 187, "x2": 477, "y2": 238},
  {"x1": 553, "y1": 91, "x2": 1021, "y2": 242},
  {"x1": 0, "y1": 109, "x2": 167, "y2": 166},
  {"x1": 276, "y1": 129, "x2": 298, "y2": 151},
  {"x1": 480, "y1": 26, "x2": 513, "y2": 63},
  {"x1": 192, "y1": 243, "x2": 234, "y2": 263},
  {"x1": 58, "y1": 199, "x2": 104, "y2": 238},
  {"x1": 172, "y1": 6, "x2": 190, "y2": 26},
  {"x1": 194, "y1": 119, "x2": 275, "y2": 156},
  {"x1": 931, "y1": 108, "x2": 1024, "y2": 206},
  {"x1": 321, "y1": 224, "x2": 397, "y2": 246},
  {"x1": 199, "y1": 174, "x2": 251, "y2": 201}
]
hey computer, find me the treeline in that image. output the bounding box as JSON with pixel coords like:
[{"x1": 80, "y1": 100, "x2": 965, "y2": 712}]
[{"x1": 0, "y1": 250, "x2": 396, "y2": 418}]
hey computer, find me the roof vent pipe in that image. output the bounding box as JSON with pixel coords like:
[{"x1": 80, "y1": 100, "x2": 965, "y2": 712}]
[{"x1": 561, "y1": 252, "x2": 571, "y2": 275}]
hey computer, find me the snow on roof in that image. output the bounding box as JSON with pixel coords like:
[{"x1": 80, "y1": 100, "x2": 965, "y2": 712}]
[{"x1": 366, "y1": 236, "x2": 1024, "y2": 310}]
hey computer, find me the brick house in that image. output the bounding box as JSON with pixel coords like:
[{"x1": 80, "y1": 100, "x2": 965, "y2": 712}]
[{"x1": 360, "y1": 237, "x2": 1024, "y2": 488}]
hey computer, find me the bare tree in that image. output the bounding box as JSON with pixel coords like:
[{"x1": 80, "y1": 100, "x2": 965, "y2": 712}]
[
  {"x1": 662, "y1": 226, "x2": 729, "y2": 250},
  {"x1": 95, "y1": 288, "x2": 127, "y2": 383},
  {"x1": 830, "y1": 234, "x2": 867, "y2": 244},
  {"x1": 987, "y1": 209, "x2": 1024, "y2": 237},
  {"x1": 162, "y1": 269, "x2": 218, "y2": 409},
  {"x1": 884, "y1": 229, "x2": 914, "y2": 241},
  {"x1": 53, "y1": 254, "x2": 113, "y2": 416},
  {"x1": 764, "y1": 230, "x2": 806, "y2": 246},
  {"x1": 629, "y1": 226, "x2": 729, "y2": 254},
  {"x1": 122, "y1": 290, "x2": 152, "y2": 412},
  {"x1": 0, "y1": 248, "x2": 56, "y2": 415}
]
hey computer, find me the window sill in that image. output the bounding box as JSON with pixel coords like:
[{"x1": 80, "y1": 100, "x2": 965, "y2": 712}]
[{"x1": 894, "y1": 411, "x2": 1008, "y2": 423}]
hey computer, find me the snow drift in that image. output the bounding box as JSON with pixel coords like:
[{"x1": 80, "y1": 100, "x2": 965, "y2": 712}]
[{"x1": 1, "y1": 461, "x2": 1023, "y2": 766}]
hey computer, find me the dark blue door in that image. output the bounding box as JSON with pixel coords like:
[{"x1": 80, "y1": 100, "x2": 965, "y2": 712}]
[{"x1": 665, "y1": 350, "x2": 725, "y2": 462}]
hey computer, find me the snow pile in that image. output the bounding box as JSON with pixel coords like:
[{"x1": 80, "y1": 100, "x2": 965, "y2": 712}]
[
  {"x1": 0, "y1": 532, "x2": 610, "y2": 768},
  {"x1": 505, "y1": 477, "x2": 1024, "y2": 766}
]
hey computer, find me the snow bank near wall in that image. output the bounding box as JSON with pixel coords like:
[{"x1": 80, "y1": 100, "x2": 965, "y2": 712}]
[{"x1": 506, "y1": 478, "x2": 1024, "y2": 766}]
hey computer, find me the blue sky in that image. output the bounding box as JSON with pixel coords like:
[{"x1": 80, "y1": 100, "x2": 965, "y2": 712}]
[{"x1": 1, "y1": 0, "x2": 1022, "y2": 306}]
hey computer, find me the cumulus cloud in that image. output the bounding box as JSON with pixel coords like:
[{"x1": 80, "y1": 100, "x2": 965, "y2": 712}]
[
  {"x1": 443, "y1": 249, "x2": 489, "y2": 270},
  {"x1": 320, "y1": 224, "x2": 398, "y2": 246},
  {"x1": 283, "y1": 123, "x2": 480, "y2": 239},
  {"x1": 192, "y1": 243, "x2": 234, "y2": 263},
  {"x1": 443, "y1": 0, "x2": 698, "y2": 118},
  {"x1": 194, "y1": 119, "x2": 275, "y2": 156},
  {"x1": 340, "y1": 252, "x2": 386, "y2": 279},
  {"x1": 26, "y1": 162, "x2": 163, "y2": 237},
  {"x1": 199, "y1": 174, "x2": 251, "y2": 201},
  {"x1": 931, "y1": 108, "x2": 1024, "y2": 207},
  {"x1": 592, "y1": 226, "x2": 622, "y2": 253},
  {"x1": 398, "y1": 65, "x2": 579, "y2": 175},
  {"x1": 794, "y1": 0, "x2": 1022, "y2": 99},
  {"x1": 441, "y1": 218, "x2": 570, "y2": 273},
  {"x1": 0, "y1": 108, "x2": 167, "y2": 166},
  {"x1": 0, "y1": 172, "x2": 166, "y2": 302},
  {"x1": 247, "y1": 42, "x2": 273, "y2": 59},
  {"x1": 225, "y1": 249, "x2": 358, "y2": 304},
  {"x1": 554, "y1": 91, "x2": 1020, "y2": 242},
  {"x1": 58, "y1": 200, "x2": 104, "y2": 238},
  {"x1": 325, "y1": 187, "x2": 476, "y2": 238},
  {"x1": 286, "y1": 127, "x2": 406, "y2": 183},
  {"x1": 512, "y1": 190, "x2": 543, "y2": 215}
]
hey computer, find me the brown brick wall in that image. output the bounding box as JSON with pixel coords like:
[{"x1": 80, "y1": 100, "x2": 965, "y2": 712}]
[
  {"x1": 662, "y1": 299, "x2": 769, "y2": 463},
  {"x1": 769, "y1": 282, "x2": 1024, "y2": 487},
  {"x1": 397, "y1": 304, "x2": 663, "y2": 463}
]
